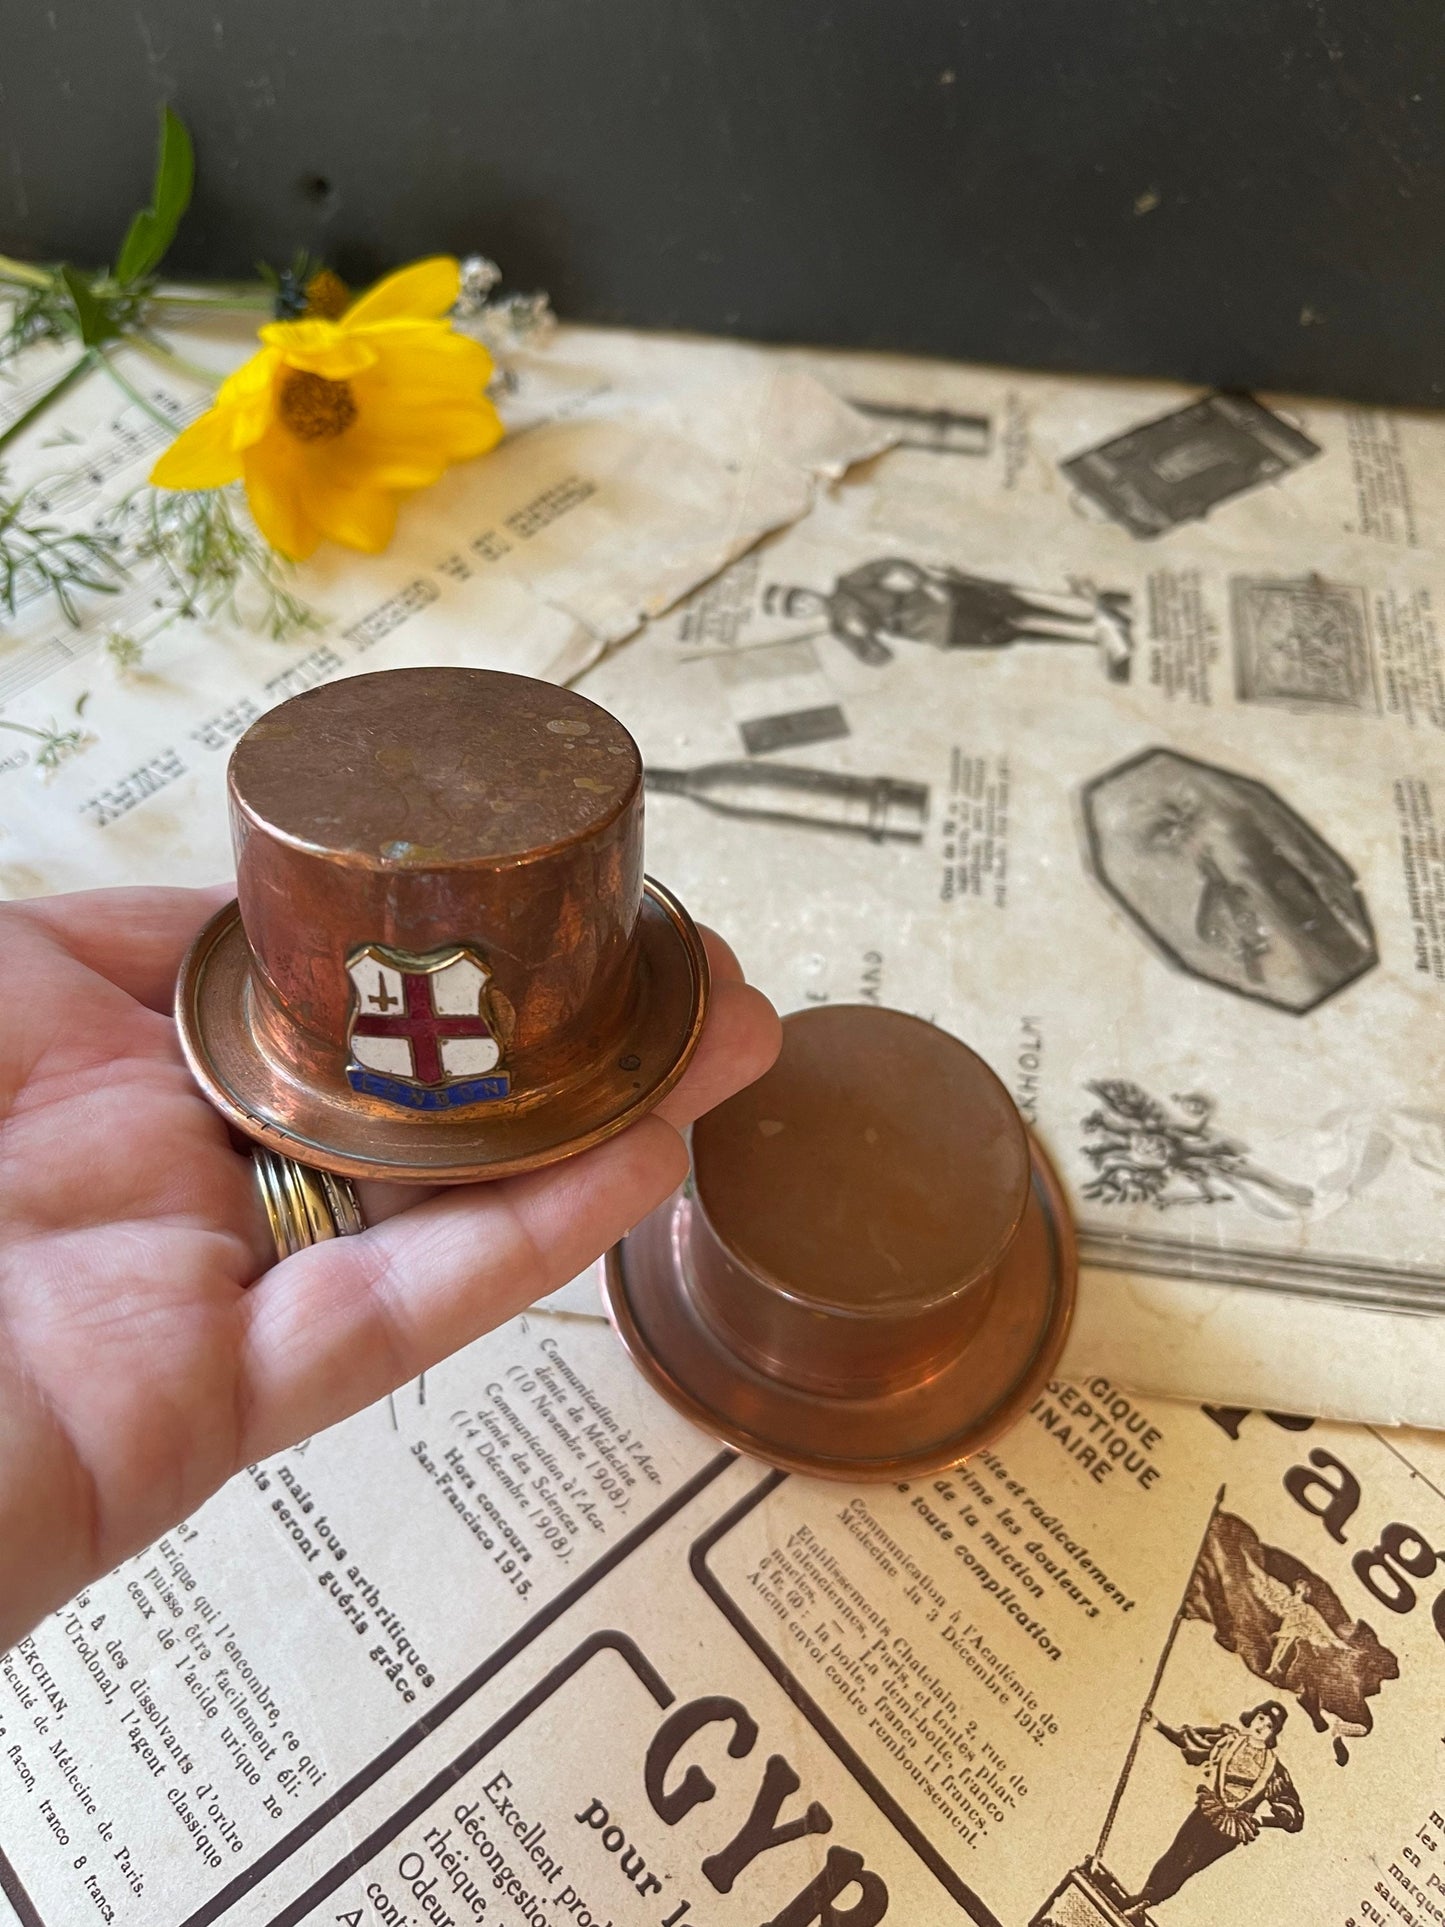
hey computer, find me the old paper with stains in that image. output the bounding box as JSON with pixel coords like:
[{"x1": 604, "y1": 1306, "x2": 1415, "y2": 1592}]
[
  {"x1": 2, "y1": 323, "x2": 1445, "y2": 1927},
  {"x1": 0, "y1": 324, "x2": 885, "y2": 895},
  {"x1": 3, "y1": 1284, "x2": 1445, "y2": 1927},
  {"x1": 580, "y1": 344, "x2": 1445, "y2": 1429},
  {"x1": 1, "y1": 324, "x2": 1441, "y2": 1418}
]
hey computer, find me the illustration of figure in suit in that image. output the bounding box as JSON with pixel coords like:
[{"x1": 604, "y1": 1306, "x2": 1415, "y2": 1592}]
[
  {"x1": 1120, "y1": 1702, "x2": 1303, "y2": 1918},
  {"x1": 766, "y1": 559, "x2": 1134, "y2": 679}
]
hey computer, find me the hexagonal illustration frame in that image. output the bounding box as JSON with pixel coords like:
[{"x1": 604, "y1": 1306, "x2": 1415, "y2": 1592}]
[{"x1": 1081, "y1": 746, "x2": 1378, "y2": 1013}]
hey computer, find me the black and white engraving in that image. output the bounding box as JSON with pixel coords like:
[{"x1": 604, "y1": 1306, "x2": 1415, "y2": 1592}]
[
  {"x1": 1082, "y1": 747, "x2": 1378, "y2": 1011},
  {"x1": 1080, "y1": 1082, "x2": 1313, "y2": 1213},
  {"x1": 735, "y1": 706, "x2": 849, "y2": 754},
  {"x1": 766, "y1": 559, "x2": 1134, "y2": 680},
  {"x1": 1063, "y1": 394, "x2": 1322, "y2": 539},
  {"x1": 1114, "y1": 1702, "x2": 1303, "y2": 1918},
  {"x1": 645, "y1": 759, "x2": 929, "y2": 842},
  {"x1": 1231, "y1": 573, "x2": 1380, "y2": 713},
  {"x1": 846, "y1": 398, "x2": 992, "y2": 456},
  {"x1": 1033, "y1": 1497, "x2": 1398, "y2": 1927},
  {"x1": 709, "y1": 631, "x2": 851, "y2": 753}
]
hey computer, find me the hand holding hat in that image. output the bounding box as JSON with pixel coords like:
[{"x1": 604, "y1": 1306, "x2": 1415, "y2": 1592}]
[{"x1": 0, "y1": 883, "x2": 778, "y2": 1649}]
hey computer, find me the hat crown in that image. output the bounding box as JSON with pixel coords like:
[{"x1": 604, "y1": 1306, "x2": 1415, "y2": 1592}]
[
  {"x1": 694, "y1": 1005, "x2": 1030, "y2": 1318},
  {"x1": 176, "y1": 667, "x2": 709, "y2": 1182},
  {"x1": 231, "y1": 667, "x2": 638, "y2": 866},
  {"x1": 227, "y1": 667, "x2": 644, "y2": 1103}
]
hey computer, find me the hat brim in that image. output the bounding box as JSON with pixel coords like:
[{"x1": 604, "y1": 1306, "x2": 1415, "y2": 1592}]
[
  {"x1": 601, "y1": 1135, "x2": 1076, "y2": 1480},
  {"x1": 176, "y1": 879, "x2": 709, "y2": 1183}
]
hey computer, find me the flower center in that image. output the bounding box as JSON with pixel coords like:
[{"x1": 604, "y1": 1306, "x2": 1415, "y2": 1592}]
[
  {"x1": 303, "y1": 269, "x2": 351, "y2": 320},
  {"x1": 278, "y1": 369, "x2": 358, "y2": 442}
]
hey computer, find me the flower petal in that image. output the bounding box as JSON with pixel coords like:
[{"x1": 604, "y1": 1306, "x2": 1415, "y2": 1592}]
[
  {"x1": 216, "y1": 351, "x2": 279, "y2": 448},
  {"x1": 259, "y1": 320, "x2": 378, "y2": 380},
  {"x1": 299, "y1": 474, "x2": 399, "y2": 553},
  {"x1": 360, "y1": 323, "x2": 495, "y2": 391},
  {"x1": 343, "y1": 256, "x2": 460, "y2": 327},
  {"x1": 330, "y1": 439, "x2": 452, "y2": 490},
  {"x1": 149, "y1": 406, "x2": 246, "y2": 489},
  {"x1": 242, "y1": 442, "x2": 320, "y2": 560},
  {"x1": 346, "y1": 395, "x2": 507, "y2": 470},
  {"x1": 329, "y1": 424, "x2": 495, "y2": 490}
]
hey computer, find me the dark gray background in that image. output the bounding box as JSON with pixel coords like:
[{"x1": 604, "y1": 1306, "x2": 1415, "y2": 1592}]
[{"x1": 4, "y1": 2, "x2": 1443, "y2": 407}]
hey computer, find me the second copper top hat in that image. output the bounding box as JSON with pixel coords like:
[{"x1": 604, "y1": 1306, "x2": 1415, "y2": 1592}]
[
  {"x1": 176, "y1": 667, "x2": 709, "y2": 1181},
  {"x1": 602, "y1": 1004, "x2": 1076, "y2": 1478}
]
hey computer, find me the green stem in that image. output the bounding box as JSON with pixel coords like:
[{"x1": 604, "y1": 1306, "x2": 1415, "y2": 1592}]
[
  {"x1": 0, "y1": 719, "x2": 52, "y2": 741},
  {"x1": 132, "y1": 332, "x2": 222, "y2": 388},
  {"x1": 0, "y1": 254, "x2": 54, "y2": 291},
  {"x1": 148, "y1": 288, "x2": 272, "y2": 312},
  {"x1": 0, "y1": 351, "x2": 97, "y2": 456},
  {"x1": 96, "y1": 351, "x2": 180, "y2": 430}
]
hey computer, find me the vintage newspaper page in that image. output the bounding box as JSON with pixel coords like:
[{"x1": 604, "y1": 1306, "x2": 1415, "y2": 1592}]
[
  {"x1": 2, "y1": 1285, "x2": 1443, "y2": 1927},
  {"x1": 578, "y1": 346, "x2": 1445, "y2": 1426},
  {"x1": 0, "y1": 323, "x2": 886, "y2": 896},
  {"x1": 2, "y1": 323, "x2": 1438, "y2": 1421},
  {"x1": 2, "y1": 324, "x2": 1444, "y2": 1926}
]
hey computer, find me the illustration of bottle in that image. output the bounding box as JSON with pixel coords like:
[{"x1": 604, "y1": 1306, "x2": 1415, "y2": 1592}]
[{"x1": 645, "y1": 761, "x2": 930, "y2": 843}]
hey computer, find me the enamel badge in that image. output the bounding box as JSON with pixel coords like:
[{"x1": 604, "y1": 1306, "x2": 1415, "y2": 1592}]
[{"x1": 345, "y1": 943, "x2": 510, "y2": 1110}]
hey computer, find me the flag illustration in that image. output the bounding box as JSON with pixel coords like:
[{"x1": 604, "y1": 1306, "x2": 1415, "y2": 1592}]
[{"x1": 1184, "y1": 1509, "x2": 1398, "y2": 1762}]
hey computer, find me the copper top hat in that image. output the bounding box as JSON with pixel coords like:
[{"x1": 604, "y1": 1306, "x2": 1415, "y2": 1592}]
[
  {"x1": 176, "y1": 667, "x2": 709, "y2": 1182},
  {"x1": 602, "y1": 1004, "x2": 1075, "y2": 1478}
]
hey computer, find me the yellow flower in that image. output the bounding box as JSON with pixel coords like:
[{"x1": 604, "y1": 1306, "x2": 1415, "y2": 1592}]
[{"x1": 150, "y1": 256, "x2": 503, "y2": 559}]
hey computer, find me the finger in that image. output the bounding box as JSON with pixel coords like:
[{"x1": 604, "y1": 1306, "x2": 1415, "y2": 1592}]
[
  {"x1": 236, "y1": 1112, "x2": 689, "y2": 1462},
  {"x1": 19, "y1": 883, "x2": 234, "y2": 1013},
  {"x1": 700, "y1": 925, "x2": 743, "y2": 985},
  {"x1": 355, "y1": 926, "x2": 774, "y2": 1223},
  {"x1": 353, "y1": 1177, "x2": 437, "y2": 1227},
  {"x1": 236, "y1": 942, "x2": 777, "y2": 1456},
  {"x1": 652, "y1": 974, "x2": 780, "y2": 1131},
  {"x1": 350, "y1": 924, "x2": 770, "y2": 1225}
]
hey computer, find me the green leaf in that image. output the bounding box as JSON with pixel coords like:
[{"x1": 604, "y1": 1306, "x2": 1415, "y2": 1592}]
[
  {"x1": 59, "y1": 267, "x2": 120, "y2": 347},
  {"x1": 114, "y1": 106, "x2": 194, "y2": 286}
]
